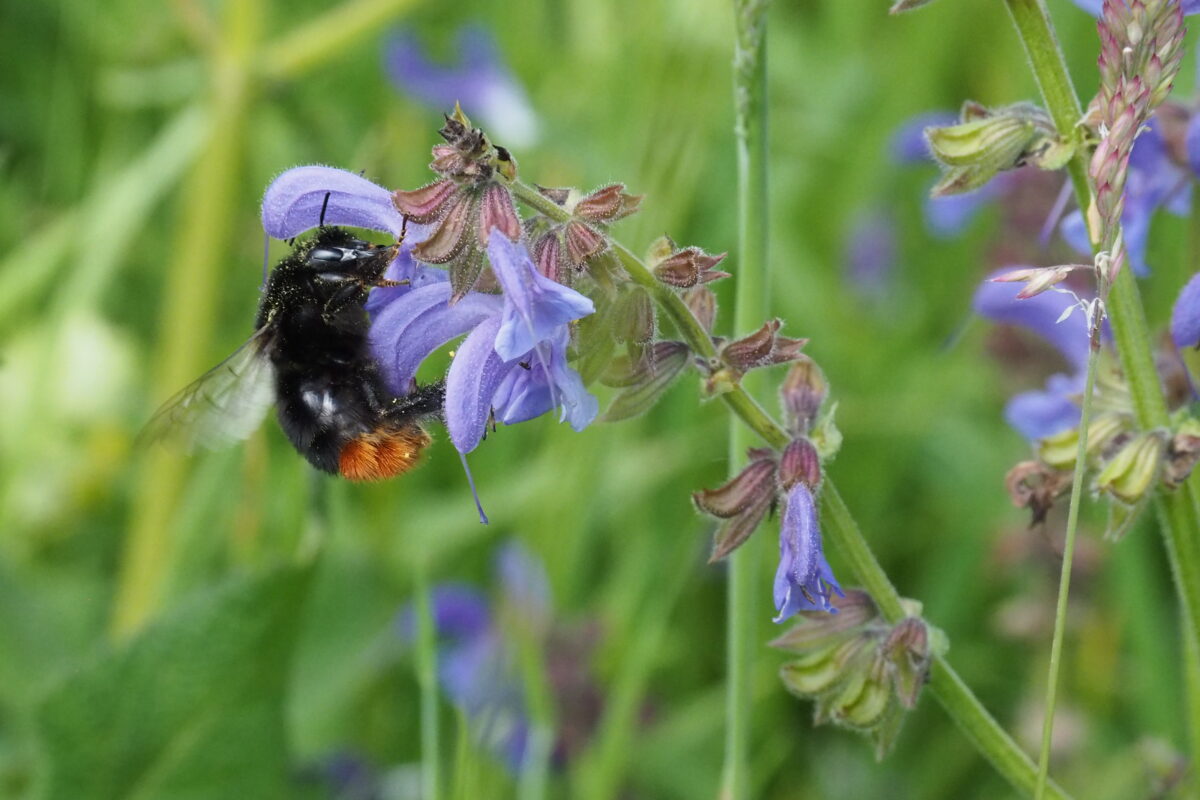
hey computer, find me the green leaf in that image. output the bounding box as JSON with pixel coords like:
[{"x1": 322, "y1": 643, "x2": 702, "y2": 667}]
[{"x1": 32, "y1": 563, "x2": 313, "y2": 800}]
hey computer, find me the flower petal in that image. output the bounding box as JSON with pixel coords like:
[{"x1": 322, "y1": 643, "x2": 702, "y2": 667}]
[
  {"x1": 368, "y1": 282, "x2": 502, "y2": 393},
  {"x1": 364, "y1": 246, "x2": 449, "y2": 317},
  {"x1": 1172, "y1": 272, "x2": 1200, "y2": 349},
  {"x1": 445, "y1": 315, "x2": 521, "y2": 453},
  {"x1": 262, "y1": 165, "x2": 425, "y2": 240},
  {"x1": 487, "y1": 235, "x2": 594, "y2": 361},
  {"x1": 773, "y1": 484, "x2": 842, "y2": 622},
  {"x1": 1004, "y1": 374, "x2": 1083, "y2": 440},
  {"x1": 492, "y1": 333, "x2": 598, "y2": 431}
]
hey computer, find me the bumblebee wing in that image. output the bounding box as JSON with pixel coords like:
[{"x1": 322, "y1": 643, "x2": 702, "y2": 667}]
[{"x1": 140, "y1": 326, "x2": 277, "y2": 452}]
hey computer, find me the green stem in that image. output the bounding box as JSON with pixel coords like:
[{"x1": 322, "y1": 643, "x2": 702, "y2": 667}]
[
  {"x1": 723, "y1": 3, "x2": 771, "y2": 798},
  {"x1": 511, "y1": 181, "x2": 1073, "y2": 799},
  {"x1": 1035, "y1": 344, "x2": 1100, "y2": 799},
  {"x1": 1002, "y1": 0, "x2": 1200, "y2": 774},
  {"x1": 414, "y1": 564, "x2": 441, "y2": 800}
]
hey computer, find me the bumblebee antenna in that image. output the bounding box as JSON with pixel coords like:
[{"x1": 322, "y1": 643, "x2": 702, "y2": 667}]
[{"x1": 319, "y1": 192, "x2": 331, "y2": 228}]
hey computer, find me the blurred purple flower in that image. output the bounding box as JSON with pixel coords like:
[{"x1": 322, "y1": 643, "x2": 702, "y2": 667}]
[
  {"x1": 1060, "y1": 122, "x2": 1192, "y2": 275},
  {"x1": 1172, "y1": 272, "x2": 1200, "y2": 349},
  {"x1": 844, "y1": 211, "x2": 897, "y2": 298},
  {"x1": 773, "y1": 484, "x2": 843, "y2": 622},
  {"x1": 973, "y1": 274, "x2": 1094, "y2": 439},
  {"x1": 398, "y1": 541, "x2": 554, "y2": 772},
  {"x1": 1068, "y1": 0, "x2": 1200, "y2": 15},
  {"x1": 262, "y1": 166, "x2": 597, "y2": 460},
  {"x1": 385, "y1": 25, "x2": 539, "y2": 147},
  {"x1": 891, "y1": 110, "x2": 1009, "y2": 238}
]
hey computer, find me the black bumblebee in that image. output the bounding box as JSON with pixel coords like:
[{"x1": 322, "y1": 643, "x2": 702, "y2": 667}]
[{"x1": 144, "y1": 226, "x2": 444, "y2": 481}]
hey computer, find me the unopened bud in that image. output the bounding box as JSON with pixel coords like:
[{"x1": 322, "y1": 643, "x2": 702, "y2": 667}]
[
  {"x1": 1095, "y1": 430, "x2": 1167, "y2": 504},
  {"x1": 573, "y1": 183, "x2": 643, "y2": 223},
  {"x1": 392, "y1": 179, "x2": 458, "y2": 223},
  {"x1": 779, "y1": 438, "x2": 821, "y2": 491},
  {"x1": 477, "y1": 182, "x2": 521, "y2": 245},
  {"x1": 564, "y1": 220, "x2": 607, "y2": 268},
  {"x1": 1165, "y1": 419, "x2": 1200, "y2": 488},
  {"x1": 653, "y1": 246, "x2": 730, "y2": 288},
  {"x1": 1037, "y1": 413, "x2": 1132, "y2": 471},
  {"x1": 780, "y1": 356, "x2": 828, "y2": 434},
  {"x1": 695, "y1": 448, "x2": 780, "y2": 561},
  {"x1": 612, "y1": 287, "x2": 655, "y2": 345},
  {"x1": 990, "y1": 264, "x2": 1086, "y2": 299},
  {"x1": 720, "y1": 319, "x2": 807, "y2": 374},
  {"x1": 925, "y1": 102, "x2": 1060, "y2": 196}
]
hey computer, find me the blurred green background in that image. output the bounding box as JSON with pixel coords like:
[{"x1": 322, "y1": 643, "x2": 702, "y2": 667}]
[{"x1": 1, "y1": 0, "x2": 1196, "y2": 797}]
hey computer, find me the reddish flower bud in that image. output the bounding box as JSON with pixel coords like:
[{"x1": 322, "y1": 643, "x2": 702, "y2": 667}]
[
  {"x1": 477, "y1": 182, "x2": 521, "y2": 246},
  {"x1": 413, "y1": 189, "x2": 475, "y2": 264},
  {"x1": 653, "y1": 247, "x2": 730, "y2": 288},
  {"x1": 392, "y1": 179, "x2": 458, "y2": 223},
  {"x1": 780, "y1": 356, "x2": 828, "y2": 434},
  {"x1": 574, "y1": 183, "x2": 643, "y2": 223},
  {"x1": 779, "y1": 438, "x2": 821, "y2": 491},
  {"x1": 564, "y1": 220, "x2": 607, "y2": 268},
  {"x1": 720, "y1": 319, "x2": 808, "y2": 374},
  {"x1": 694, "y1": 449, "x2": 780, "y2": 562},
  {"x1": 532, "y1": 232, "x2": 567, "y2": 283}
]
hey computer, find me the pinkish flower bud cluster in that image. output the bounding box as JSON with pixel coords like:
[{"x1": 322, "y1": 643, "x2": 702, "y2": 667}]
[
  {"x1": 528, "y1": 183, "x2": 642, "y2": 283},
  {"x1": 1091, "y1": 0, "x2": 1186, "y2": 281}
]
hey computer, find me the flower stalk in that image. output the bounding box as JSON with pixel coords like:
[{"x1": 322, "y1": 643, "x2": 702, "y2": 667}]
[
  {"x1": 510, "y1": 183, "x2": 1073, "y2": 799},
  {"x1": 1003, "y1": 0, "x2": 1200, "y2": 785}
]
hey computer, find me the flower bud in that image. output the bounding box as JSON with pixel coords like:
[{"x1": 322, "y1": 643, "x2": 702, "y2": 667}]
[
  {"x1": 989, "y1": 264, "x2": 1087, "y2": 299},
  {"x1": 684, "y1": 286, "x2": 718, "y2": 333},
  {"x1": 1165, "y1": 420, "x2": 1200, "y2": 489},
  {"x1": 694, "y1": 449, "x2": 779, "y2": 561},
  {"x1": 564, "y1": 220, "x2": 607, "y2": 268},
  {"x1": 477, "y1": 182, "x2": 520, "y2": 245},
  {"x1": 652, "y1": 246, "x2": 730, "y2": 288},
  {"x1": 780, "y1": 355, "x2": 827, "y2": 434},
  {"x1": 612, "y1": 287, "x2": 655, "y2": 346},
  {"x1": 532, "y1": 231, "x2": 568, "y2": 283},
  {"x1": 599, "y1": 341, "x2": 690, "y2": 422},
  {"x1": 573, "y1": 183, "x2": 643, "y2": 223},
  {"x1": 392, "y1": 179, "x2": 458, "y2": 223},
  {"x1": 779, "y1": 438, "x2": 821, "y2": 492},
  {"x1": 1037, "y1": 413, "x2": 1132, "y2": 471},
  {"x1": 770, "y1": 590, "x2": 877, "y2": 653},
  {"x1": 925, "y1": 102, "x2": 1060, "y2": 196},
  {"x1": 1005, "y1": 460, "x2": 1071, "y2": 525},
  {"x1": 1094, "y1": 430, "x2": 1167, "y2": 504},
  {"x1": 719, "y1": 319, "x2": 808, "y2": 375}
]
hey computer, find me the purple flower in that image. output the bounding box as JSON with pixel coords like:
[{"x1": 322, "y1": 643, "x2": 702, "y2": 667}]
[
  {"x1": 844, "y1": 211, "x2": 897, "y2": 298},
  {"x1": 370, "y1": 235, "x2": 596, "y2": 454},
  {"x1": 1069, "y1": 0, "x2": 1200, "y2": 15},
  {"x1": 1172, "y1": 272, "x2": 1200, "y2": 349},
  {"x1": 385, "y1": 25, "x2": 539, "y2": 147},
  {"x1": 398, "y1": 541, "x2": 554, "y2": 772},
  {"x1": 262, "y1": 166, "x2": 598, "y2": 461},
  {"x1": 891, "y1": 111, "x2": 1009, "y2": 238},
  {"x1": 973, "y1": 274, "x2": 1093, "y2": 439},
  {"x1": 1060, "y1": 122, "x2": 1192, "y2": 275},
  {"x1": 773, "y1": 484, "x2": 843, "y2": 622}
]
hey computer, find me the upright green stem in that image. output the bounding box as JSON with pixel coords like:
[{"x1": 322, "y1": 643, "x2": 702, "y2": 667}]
[
  {"x1": 512, "y1": 177, "x2": 1073, "y2": 798},
  {"x1": 1035, "y1": 344, "x2": 1099, "y2": 799},
  {"x1": 1002, "y1": 0, "x2": 1200, "y2": 775},
  {"x1": 723, "y1": 3, "x2": 771, "y2": 798},
  {"x1": 414, "y1": 564, "x2": 441, "y2": 800}
]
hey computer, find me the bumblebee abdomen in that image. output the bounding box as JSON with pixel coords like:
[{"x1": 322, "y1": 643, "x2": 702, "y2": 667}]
[{"x1": 338, "y1": 425, "x2": 432, "y2": 481}]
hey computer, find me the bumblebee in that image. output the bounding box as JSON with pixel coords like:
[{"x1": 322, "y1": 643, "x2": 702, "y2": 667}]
[{"x1": 144, "y1": 226, "x2": 443, "y2": 481}]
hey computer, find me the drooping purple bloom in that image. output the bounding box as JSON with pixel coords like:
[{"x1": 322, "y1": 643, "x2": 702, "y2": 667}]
[
  {"x1": 385, "y1": 25, "x2": 539, "y2": 147},
  {"x1": 1068, "y1": 0, "x2": 1200, "y2": 15},
  {"x1": 973, "y1": 274, "x2": 1095, "y2": 439},
  {"x1": 489, "y1": 233, "x2": 595, "y2": 361},
  {"x1": 1060, "y1": 122, "x2": 1192, "y2": 275},
  {"x1": 773, "y1": 484, "x2": 843, "y2": 622}
]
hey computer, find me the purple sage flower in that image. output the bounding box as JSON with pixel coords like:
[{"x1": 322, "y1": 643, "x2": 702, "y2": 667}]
[
  {"x1": 1171, "y1": 272, "x2": 1200, "y2": 350},
  {"x1": 385, "y1": 25, "x2": 539, "y2": 148},
  {"x1": 262, "y1": 166, "x2": 597, "y2": 461},
  {"x1": 973, "y1": 274, "x2": 1094, "y2": 439},
  {"x1": 844, "y1": 211, "x2": 897, "y2": 299},
  {"x1": 773, "y1": 484, "x2": 844, "y2": 622}
]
